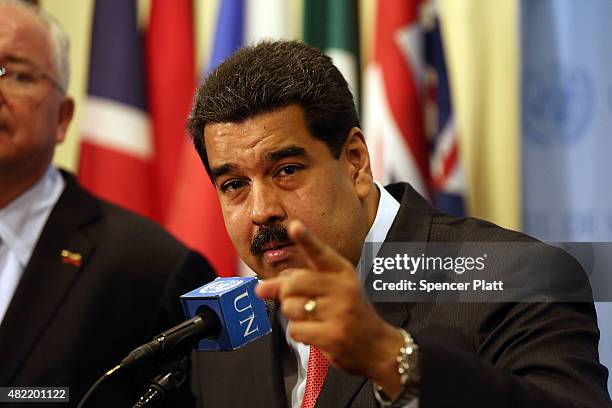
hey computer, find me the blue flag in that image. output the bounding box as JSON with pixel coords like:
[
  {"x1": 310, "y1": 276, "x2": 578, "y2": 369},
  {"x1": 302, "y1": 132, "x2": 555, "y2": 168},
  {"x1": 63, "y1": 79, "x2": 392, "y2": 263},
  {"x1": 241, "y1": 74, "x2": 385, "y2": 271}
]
[
  {"x1": 207, "y1": 0, "x2": 244, "y2": 74},
  {"x1": 521, "y1": 0, "x2": 612, "y2": 392}
]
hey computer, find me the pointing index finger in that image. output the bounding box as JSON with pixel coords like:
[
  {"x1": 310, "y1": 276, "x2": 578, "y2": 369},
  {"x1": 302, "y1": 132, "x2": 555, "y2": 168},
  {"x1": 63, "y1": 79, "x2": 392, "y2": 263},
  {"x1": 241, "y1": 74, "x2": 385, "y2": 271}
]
[{"x1": 288, "y1": 220, "x2": 346, "y2": 273}]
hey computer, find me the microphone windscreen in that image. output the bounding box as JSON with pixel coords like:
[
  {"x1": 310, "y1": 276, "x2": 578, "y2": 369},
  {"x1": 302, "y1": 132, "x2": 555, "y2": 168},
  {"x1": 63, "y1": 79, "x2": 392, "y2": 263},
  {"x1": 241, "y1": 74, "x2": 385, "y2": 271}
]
[{"x1": 181, "y1": 277, "x2": 272, "y2": 351}]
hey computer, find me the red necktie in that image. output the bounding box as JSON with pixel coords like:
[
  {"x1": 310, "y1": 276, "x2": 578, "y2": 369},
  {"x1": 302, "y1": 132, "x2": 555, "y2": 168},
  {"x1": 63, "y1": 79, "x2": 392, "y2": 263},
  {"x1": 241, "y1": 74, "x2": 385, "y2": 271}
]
[{"x1": 301, "y1": 346, "x2": 329, "y2": 408}]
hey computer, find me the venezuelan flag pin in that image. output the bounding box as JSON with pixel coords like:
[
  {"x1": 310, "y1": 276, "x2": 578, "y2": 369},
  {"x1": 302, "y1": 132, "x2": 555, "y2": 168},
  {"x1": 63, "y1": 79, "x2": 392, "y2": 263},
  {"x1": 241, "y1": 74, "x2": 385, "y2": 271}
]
[{"x1": 61, "y1": 249, "x2": 82, "y2": 267}]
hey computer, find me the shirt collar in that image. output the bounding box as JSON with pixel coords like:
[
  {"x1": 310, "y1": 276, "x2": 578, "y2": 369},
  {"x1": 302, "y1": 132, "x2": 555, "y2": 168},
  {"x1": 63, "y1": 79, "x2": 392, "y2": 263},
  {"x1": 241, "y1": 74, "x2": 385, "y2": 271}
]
[
  {"x1": 364, "y1": 180, "x2": 401, "y2": 245},
  {"x1": 356, "y1": 181, "x2": 401, "y2": 271},
  {"x1": 0, "y1": 167, "x2": 65, "y2": 267}
]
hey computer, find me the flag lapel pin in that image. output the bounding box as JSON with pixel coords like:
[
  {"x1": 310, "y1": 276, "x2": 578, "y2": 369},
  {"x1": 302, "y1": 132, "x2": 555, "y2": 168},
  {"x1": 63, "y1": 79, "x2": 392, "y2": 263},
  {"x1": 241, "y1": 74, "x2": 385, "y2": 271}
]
[{"x1": 61, "y1": 249, "x2": 82, "y2": 267}]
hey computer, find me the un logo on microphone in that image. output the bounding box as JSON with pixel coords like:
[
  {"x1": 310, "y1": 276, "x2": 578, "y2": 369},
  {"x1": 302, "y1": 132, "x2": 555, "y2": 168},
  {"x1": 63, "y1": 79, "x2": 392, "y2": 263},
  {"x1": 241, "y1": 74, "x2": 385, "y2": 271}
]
[
  {"x1": 199, "y1": 277, "x2": 243, "y2": 294},
  {"x1": 523, "y1": 65, "x2": 593, "y2": 145}
]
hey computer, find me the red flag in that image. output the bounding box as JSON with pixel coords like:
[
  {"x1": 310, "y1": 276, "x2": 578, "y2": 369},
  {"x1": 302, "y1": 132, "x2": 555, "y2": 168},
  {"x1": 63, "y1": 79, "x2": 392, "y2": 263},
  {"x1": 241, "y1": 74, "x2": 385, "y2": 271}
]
[
  {"x1": 145, "y1": 0, "x2": 194, "y2": 221},
  {"x1": 166, "y1": 148, "x2": 237, "y2": 277},
  {"x1": 149, "y1": 0, "x2": 236, "y2": 276}
]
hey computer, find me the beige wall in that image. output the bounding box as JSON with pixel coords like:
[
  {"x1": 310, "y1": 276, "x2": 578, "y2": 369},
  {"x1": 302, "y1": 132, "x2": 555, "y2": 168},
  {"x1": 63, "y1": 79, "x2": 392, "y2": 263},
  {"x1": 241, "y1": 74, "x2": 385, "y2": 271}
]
[{"x1": 41, "y1": 0, "x2": 94, "y2": 172}]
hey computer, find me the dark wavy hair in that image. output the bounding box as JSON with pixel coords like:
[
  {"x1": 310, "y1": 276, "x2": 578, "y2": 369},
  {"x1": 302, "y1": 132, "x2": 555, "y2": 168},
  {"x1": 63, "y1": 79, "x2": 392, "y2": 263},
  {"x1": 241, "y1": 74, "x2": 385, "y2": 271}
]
[{"x1": 187, "y1": 40, "x2": 360, "y2": 178}]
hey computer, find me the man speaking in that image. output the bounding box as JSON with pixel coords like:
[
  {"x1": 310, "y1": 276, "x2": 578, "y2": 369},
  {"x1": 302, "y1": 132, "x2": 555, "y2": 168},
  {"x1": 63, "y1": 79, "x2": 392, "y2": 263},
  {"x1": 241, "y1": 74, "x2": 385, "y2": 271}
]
[{"x1": 187, "y1": 40, "x2": 610, "y2": 407}]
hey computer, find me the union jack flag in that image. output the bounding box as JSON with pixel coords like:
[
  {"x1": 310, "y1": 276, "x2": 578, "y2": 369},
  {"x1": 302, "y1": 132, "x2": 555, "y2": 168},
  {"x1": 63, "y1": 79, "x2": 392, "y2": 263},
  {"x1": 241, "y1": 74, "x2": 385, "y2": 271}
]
[{"x1": 364, "y1": 0, "x2": 465, "y2": 216}]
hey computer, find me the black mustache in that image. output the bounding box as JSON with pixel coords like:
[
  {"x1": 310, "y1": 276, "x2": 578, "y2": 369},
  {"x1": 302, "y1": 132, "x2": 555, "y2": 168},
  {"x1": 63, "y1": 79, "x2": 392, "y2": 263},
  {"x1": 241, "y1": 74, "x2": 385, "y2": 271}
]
[{"x1": 250, "y1": 224, "x2": 291, "y2": 255}]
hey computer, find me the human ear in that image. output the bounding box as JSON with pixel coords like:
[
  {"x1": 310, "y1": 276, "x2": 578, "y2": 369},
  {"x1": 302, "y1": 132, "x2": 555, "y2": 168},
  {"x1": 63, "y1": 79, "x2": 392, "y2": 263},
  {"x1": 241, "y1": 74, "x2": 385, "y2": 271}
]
[
  {"x1": 55, "y1": 97, "x2": 74, "y2": 144},
  {"x1": 342, "y1": 127, "x2": 374, "y2": 199}
]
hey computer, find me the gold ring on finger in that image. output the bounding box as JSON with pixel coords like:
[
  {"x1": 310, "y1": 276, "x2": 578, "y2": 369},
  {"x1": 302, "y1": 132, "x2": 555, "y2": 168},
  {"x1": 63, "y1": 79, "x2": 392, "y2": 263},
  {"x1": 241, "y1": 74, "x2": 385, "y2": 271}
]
[{"x1": 303, "y1": 298, "x2": 317, "y2": 319}]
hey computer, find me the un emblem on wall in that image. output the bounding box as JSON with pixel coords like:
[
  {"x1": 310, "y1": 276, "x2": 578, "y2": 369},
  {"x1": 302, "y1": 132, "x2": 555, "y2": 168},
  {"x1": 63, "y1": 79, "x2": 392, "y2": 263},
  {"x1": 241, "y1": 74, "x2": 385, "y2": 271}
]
[{"x1": 523, "y1": 65, "x2": 593, "y2": 145}]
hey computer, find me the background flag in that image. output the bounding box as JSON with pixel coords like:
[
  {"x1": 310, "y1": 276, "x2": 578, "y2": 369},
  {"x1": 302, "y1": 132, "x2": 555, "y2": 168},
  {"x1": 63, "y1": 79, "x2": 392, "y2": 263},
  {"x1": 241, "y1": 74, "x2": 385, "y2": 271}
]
[
  {"x1": 520, "y1": 0, "x2": 612, "y2": 391},
  {"x1": 303, "y1": 0, "x2": 360, "y2": 106},
  {"x1": 363, "y1": 0, "x2": 429, "y2": 196},
  {"x1": 166, "y1": 0, "x2": 244, "y2": 277},
  {"x1": 423, "y1": 4, "x2": 464, "y2": 216},
  {"x1": 78, "y1": 0, "x2": 154, "y2": 219},
  {"x1": 145, "y1": 0, "x2": 195, "y2": 222},
  {"x1": 78, "y1": 0, "x2": 238, "y2": 276},
  {"x1": 363, "y1": 0, "x2": 465, "y2": 215},
  {"x1": 244, "y1": 0, "x2": 290, "y2": 43}
]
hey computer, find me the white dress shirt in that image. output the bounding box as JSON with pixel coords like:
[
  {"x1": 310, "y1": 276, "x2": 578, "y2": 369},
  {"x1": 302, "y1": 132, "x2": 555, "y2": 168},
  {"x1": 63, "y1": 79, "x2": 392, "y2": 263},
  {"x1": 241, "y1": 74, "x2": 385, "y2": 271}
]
[
  {"x1": 0, "y1": 167, "x2": 65, "y2": 324},
  {"x1": 281, "y1": 181, "x2": 417, "y2": 407}
]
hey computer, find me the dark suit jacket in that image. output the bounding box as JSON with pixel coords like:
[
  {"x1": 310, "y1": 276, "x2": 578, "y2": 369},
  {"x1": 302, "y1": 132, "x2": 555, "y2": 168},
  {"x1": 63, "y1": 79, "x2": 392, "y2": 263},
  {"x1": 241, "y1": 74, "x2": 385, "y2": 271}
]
[
  {"x1": 192, "y1": 182, "x2": 610, "y2": 408},
  {"x1": 0, "y1": 172, "x2": 216, "y2": 407}
]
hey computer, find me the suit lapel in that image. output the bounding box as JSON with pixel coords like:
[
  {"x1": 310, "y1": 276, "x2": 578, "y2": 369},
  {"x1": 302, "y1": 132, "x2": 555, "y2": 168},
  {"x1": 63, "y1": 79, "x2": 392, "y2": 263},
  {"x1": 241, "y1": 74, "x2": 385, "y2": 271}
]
[
  {"x1": 195, "y1": 306, "x2": 288, "y2": 407},
  {"x1": 246, "y1": 308, "x2": 288, "y2": 408},
  {"x1": 384, "y1": 182, "x2": 435, "y2": 244},
  {"x1": 315, "y1": 368, "x2": 368, "y2": 408},
  {"x1": 0, "y1": 173, "x2": 100, "y2": 385}
]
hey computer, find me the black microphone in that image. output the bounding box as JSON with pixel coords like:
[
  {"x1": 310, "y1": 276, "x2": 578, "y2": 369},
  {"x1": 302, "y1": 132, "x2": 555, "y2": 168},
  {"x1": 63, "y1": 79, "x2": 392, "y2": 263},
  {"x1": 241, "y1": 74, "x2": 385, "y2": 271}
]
[
  {"x1": 122, "y1": 276, "x2": 272, "y2": 367},
  {"x1": 77, "y1": 278, "x2": 272, "y2": 408},
  {"x1": 120, "y1": 306, "x2": 220, "y2": 369},
  {"x1": 77, "y1": 309, "x2": 219, "y2": 408}
]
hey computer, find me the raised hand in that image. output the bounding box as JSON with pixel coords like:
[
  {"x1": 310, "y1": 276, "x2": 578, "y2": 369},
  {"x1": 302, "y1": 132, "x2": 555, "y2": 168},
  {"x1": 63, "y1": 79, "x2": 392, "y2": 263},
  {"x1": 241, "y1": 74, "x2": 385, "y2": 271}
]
[{"x1": 255, "y1": 220, "x2": 405, "y2": 397}]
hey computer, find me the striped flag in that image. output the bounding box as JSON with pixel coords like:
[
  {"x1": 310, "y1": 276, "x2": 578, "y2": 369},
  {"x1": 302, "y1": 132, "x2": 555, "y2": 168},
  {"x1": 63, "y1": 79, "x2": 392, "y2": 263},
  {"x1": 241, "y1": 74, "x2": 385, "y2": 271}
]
[
  {"x1": 78, "y1": 0, "x2": 154, "y2": 219},
  {"x1": 303, "y1": 0, "x2": 360, "y2": 106},
  {"x1": 363, "y1": 0, "x2": 429, "y2": 196},
  {"x1": 423, "y1": 5, "x2": 464, "y2": 215},
  {"x1": 364, "y1": 0, "x2": 464, "y2": 214}
]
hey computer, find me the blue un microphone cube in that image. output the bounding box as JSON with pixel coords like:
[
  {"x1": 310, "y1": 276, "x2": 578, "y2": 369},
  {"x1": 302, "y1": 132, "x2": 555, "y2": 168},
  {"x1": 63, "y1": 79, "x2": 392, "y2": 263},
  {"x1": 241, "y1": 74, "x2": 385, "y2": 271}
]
[{"x1": 180, "y1": 277, "x2": 272, "y2": 351}]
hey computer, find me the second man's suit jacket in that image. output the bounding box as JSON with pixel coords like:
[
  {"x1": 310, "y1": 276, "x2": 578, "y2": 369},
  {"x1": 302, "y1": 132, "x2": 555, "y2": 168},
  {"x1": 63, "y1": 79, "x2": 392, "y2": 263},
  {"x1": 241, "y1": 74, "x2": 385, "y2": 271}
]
[
  {"x1": 0, "y1": 172, "x2": 217, "y2": 407},
  {"x1": 192, "y1": 182, "x2": 610, "y2": 408}
]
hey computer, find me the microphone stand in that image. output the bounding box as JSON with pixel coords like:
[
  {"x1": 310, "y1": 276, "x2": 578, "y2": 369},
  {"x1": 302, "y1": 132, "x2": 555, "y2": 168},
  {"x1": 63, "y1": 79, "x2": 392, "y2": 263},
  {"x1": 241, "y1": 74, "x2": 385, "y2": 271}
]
[{"x1": 132, "y1": 356, "x2": 188, "y2": 408}]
